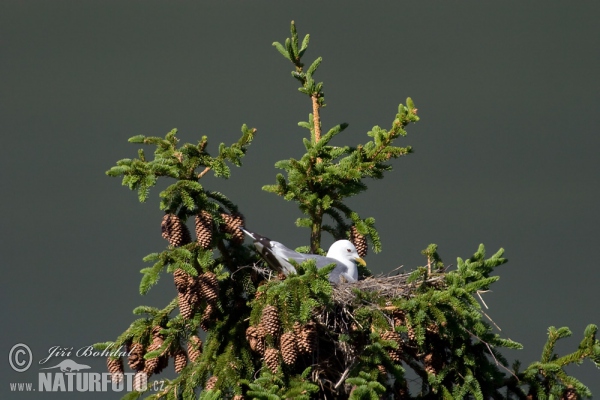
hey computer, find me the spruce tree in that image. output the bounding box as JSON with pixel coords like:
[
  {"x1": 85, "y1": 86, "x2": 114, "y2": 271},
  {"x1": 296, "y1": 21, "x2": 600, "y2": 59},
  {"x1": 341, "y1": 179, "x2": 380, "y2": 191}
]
[{"x1": 96, "y1": 22, "x2": 600, "y2": 400}]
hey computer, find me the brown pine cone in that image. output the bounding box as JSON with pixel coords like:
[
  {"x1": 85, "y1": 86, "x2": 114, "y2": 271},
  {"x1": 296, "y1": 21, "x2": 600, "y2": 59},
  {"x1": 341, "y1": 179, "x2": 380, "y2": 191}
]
[
  {"x1": 232, "y1": 396, "x2": 244, "y2": 400},
  {"x1": 562, "y1": 387, "x2": 578, "y2": 400},
  {"x1": 297, "y1": 323, "x2": 317, "y2": 354},
  {"x1": 293, "y1": 322, "x2": 302, "y2": 337},
  {"x1": 142, "y1": 341, "x2": 161, "y2": 375},
  {"x1": 199, "y1": 272, "x2": 219, "y2": 304},
  {"x1": 127, "y1": 342, "x2": 145, "y2": 371},
  {"x1": 132, "y1": 371, "x2": 148, "y2": 391},
  {"x1": 280, "y1": 332, "x2": 298, "y2": 365},
  {"x1": 350, "y1": 226, "x2": 368, "y2": 258},
  {"x1": 392, "y1": 310, "x2": 405, "y2": 328},
  {"x1": 199, "y1": 303, "x2": 215, "y2": 331},
  {"x1": 246, "y1": 326, "x2": 265, "y2": 354},
  {"x1": 264, "y1": 347, "x2": 280, "y2": 373},
  {"x1": 423, "y1": 353, "x2": 444, "y2": 375},
  {"x1": 423, "y1": 353, "x2": 437, "y2": 375},
  {"x1": 220, "y1": 213, "x2": 245, "y2": 245},
  {"x1": 173, "y1": 269, "x2": 190, "y2": 293},
  {"x1": 260, "y1": 305, "x2": 280, "y2": 337},
  {"x1": 187, "y1": 336, "x2": 202, "y2": 363},
  {"x1": 151, "y1": 325, "x2": 164, "y2": 339},
  {"x1": 178, "y1": 292, "x2": 194, "y2": 320},
  {"x1": 377, "y1": 364, "x2": 387, "y2": 376},
  {"x1": 205, "y1": 375, "x2": 218, "y2": 391},
  {"x1": 406, "y1": 323, "x2": 417, "y2": 342},
  {"x1": 395, "y1": 381, "x2": 410, "y2": 399},
  {"x1": 381, "y1": 331, "x2": 403, "y2": 362},
  {"x1": 195, "y1": 211, "x2": 214, "y2": 249},
  {"x1": 161, "y1": 214, "x2": 191, "y2": 247},
  {"x1": 106, "y1": 357, "x2": 124, "y2": 383},
  {"x1": 173, "y1": 348, "x2": 187, "y2": 373},
  {"x1": 183, "y1": 287, "x2": 199, "y2": 307},
  {"x1": 426, "y1": 323, "x2": 440, "y2": 335}
]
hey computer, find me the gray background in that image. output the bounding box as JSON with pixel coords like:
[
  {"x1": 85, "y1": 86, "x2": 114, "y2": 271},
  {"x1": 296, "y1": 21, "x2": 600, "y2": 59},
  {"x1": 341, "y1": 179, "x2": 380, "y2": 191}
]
[{"x1": 1, "y1": 2, "x2": 598, "y2": 398}]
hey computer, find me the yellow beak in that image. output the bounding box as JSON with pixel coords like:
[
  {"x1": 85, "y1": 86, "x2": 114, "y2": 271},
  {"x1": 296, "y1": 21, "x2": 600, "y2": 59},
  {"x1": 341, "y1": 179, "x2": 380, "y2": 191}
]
[{"x1": 354, "y1": 257, "x2": 367, "y2": 267}]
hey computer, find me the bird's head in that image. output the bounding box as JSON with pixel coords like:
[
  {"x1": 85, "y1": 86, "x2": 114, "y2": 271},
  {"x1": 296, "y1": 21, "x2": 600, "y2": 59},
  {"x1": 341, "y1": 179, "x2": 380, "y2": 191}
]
[{"x1": 327, "y1": 240, "x2": 367, "y2": 267}]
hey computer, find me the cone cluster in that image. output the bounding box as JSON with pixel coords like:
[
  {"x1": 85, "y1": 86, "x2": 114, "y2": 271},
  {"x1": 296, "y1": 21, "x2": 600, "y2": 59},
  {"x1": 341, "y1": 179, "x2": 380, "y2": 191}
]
[
  {"x1": 350, "y1": 225, "x2": 368, "y2": 258},
  {"x1": 246, "y1": 311, "x2": 319, "y2": 372},
  {"x1": 174, "y1": 268, "x2": 219, "y2": 323},
  {"x1": 161, "y1": 214, "x2": 191, "y2": 247},
  {"x1": 195, "y1": 211, "x2": 214, "y2": 249},
  {"x1": 220, "y1": 213, "x2": 245, "y2": 245}
]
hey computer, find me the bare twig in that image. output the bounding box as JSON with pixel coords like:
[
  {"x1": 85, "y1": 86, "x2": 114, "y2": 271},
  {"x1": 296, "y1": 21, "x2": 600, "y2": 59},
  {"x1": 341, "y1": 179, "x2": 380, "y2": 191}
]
[
  {"x1": 311, "y1": 95, "x2": 321, "y2": 143},
  {"x1": 197, "y1": 166, "x2": 211, "y2": 179},
  {"x1": 464, "y1": 327, "x2": 518, "y2": 380},
  {"x1": 334, "y1": 361, "x2": 355, "y2": 389}
]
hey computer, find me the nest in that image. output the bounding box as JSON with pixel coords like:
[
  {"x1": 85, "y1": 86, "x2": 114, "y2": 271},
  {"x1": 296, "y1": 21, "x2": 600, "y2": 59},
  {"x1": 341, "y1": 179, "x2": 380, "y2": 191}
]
[
  {"x1": 331, "y1": 270, "x2": 444, "y2": 305},
  {"x1": 249, "y1": 264, "x2": 446, "y2": 397}
]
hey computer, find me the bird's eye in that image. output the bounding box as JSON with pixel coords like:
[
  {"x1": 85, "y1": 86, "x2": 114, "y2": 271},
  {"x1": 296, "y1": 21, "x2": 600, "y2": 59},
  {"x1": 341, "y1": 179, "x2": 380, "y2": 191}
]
[{"x1": 347, "y1": 249, "x2": 351, "y2": 252}]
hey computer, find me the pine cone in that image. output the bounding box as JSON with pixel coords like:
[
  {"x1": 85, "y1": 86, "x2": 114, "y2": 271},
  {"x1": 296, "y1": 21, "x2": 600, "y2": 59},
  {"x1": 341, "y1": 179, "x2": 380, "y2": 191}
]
[
  {"x1": 426, "y1": 323, "x2": 440, "y2": 335},
  {"x1": 183, "y1": 287, "x2": 199, "y2": 307},
  {"x1": 178, "y1": 292, "x2": 194, "y2": 320},
  {"x1": 350, "y1": 226, "x2": 368, "y2": 257},
  {"x1": 200, "y1": 303, "x2": 215, "y2": 331},
  {"x1": 127, "y1": 342, "x2": 145, "y2": 371},
  {"x1": 280, "y1": 332, "x2": 298, "y2": 365},
  {"x1": 187, "y1": 336, "x2": 202, "y2": 363},
  {"x1": 220, "y1": 213, "x2": 245, "y2": 245},
  {"x1": 142, "y1": 341, "x2": 161, "y2": 375},
  {"x1": 297, "y1": 323, "x2": 317, "y2": 354},
  {"x1": 132, "y1": 371, "x2": 148, "y2": 391},
  {"x1": 143, "y1": 331, "x2": 168, "y2": 375},
  {"x1": 293, "y1": 322, "x2": 302, "y2": 336},
  {"x1": 205, "y1": 375, "x2": 218, "y2": 391},
  {"x1": 260, "y1": 305, "x2": 280, "y2": 337},
  {"x1": 199, "y1": 272, "x2": 219, "y2": 304},
  {"x1": 246, "y1": 326, "x2": 264, "y2": 354},
  {"x1": 195, "y1": 211, "x2": 214, "y2": 249},
  {"x1": 381, "y1": 331, "x2": 403, "y2": 362},
  {"x1": 264, "y1": 347, "x2": 280, "y2": 373},
  {"x1": 232, "y1": 396, "x2": 244, "y2": 400},
  {"x1": 407, "y1": 323, "x2": 417, "y2": 342},
  {"x1": 151, "y1": 325, "x2": 164, "y2": 339},
  {"x1": 161, "y1": 214, "x2": 191, "y2": 247},
  {"x1": 392, "y1": 310, "x2": 405, "y2": 328},
  {"x1": 173, "y1": 269, "x2": 190, "y2": 293},
  {"x1": 156, "y1": 354, "x2": 169, "y2": 375},
  {"x1": 395, "y1": 381, "x2": 410, "y2": 399},
  {"x1": 423, "y1": 353, "x2": 438, "y2": 375},
  {"x1": 106, "y1": 357, "x2": 124, "y2": 383},
  {"x1": 562, "y1": 387, "x2": 578, "y2": 400},
  {"x1": 173, "y1": 348, "x2": 187, "y2": 373},
  {"x1": 377, "y1": 364, "x2": 387, "y2": 376}
]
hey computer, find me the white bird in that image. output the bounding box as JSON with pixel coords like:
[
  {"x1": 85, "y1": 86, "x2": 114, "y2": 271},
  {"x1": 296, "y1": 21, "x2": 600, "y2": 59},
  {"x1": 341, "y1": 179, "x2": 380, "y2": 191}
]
[{"x1": 240, "y1": 227, "x2": 366, "y2": 284}]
